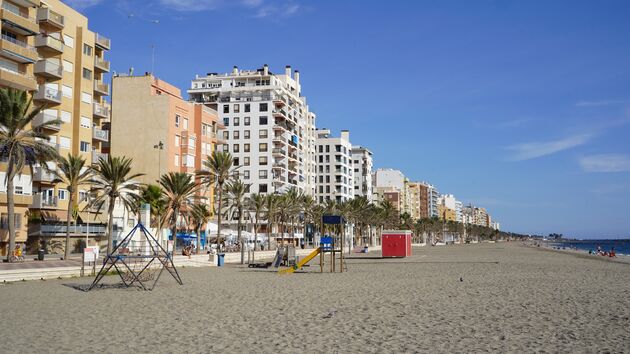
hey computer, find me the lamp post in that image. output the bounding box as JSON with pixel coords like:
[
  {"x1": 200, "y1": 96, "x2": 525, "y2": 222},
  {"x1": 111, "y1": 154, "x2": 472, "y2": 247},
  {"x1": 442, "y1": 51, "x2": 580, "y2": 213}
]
[{"x1": 153, "y1": 140, "x2": 164, "y2": 179}]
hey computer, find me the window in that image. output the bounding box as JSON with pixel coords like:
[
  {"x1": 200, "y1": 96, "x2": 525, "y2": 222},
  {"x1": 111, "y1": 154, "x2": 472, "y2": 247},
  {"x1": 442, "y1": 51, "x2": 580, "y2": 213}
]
[
  {"x1": 1, "y1": 214, "x2": 22, "y2": 230},
  {"x1": 63, "y1": 60, "x2": 73, "y2": 73},
  {"x1": 259, "y1": 184, "x2": 268, "y2": 193},
  {"x1": 244, "y1": 130, "x2": 250, "y2": 139},
  {"x1": 222, "y1": 144, "x2": 228, "y2": 151},
  {"x1": 202, "y1": 123, "x2": 210, "y2": 136},
  {"x1": 259, "y1": 103, "x2": 268, "y2": 112},
  {"x1": 58, "y1": 189, "x2": 68, "y2": 200},
  {"x1": 80, "y1": 117, "x2": 91, "y2": 128},
  {"x1": 60, "y1": 110, "x2": 71, "y2": 123},
  {"x1": 62, "y1": 85, "x2": 72, "y2": 98},
  {"x1": 175, "y1": 135, "x2": 180, "y2": 146},
  {"x1": 223, "y1": 105, "x2": 229, "y2": 113},
  {"x1": 174, "y1": 154, "x2": 180, "y2": 166},
  {"x1": 127, "y1": 218, "x2": 135, "y2": 228},
  {"x1": 259, "y1": 116, "x2": 268, "y2": 125},
  {"x1": 175, "y1": 115, "x2": 180, "y2": 127},
  {"x1": 259, "y1": 143, "x2": 268, "y2": 152},
  {"x1": 81, "y1": 92, "x2": 92, "y2": 104},
  {"x1": 234, "y1": 117, "x2": 240, "y2": 126},
  {"x1": 244, "y1": 143, "x2": 250, "y2": 152},
  {"x1": 233, "y1": 144, "x2": 240, "y2": 153},
  {"x1": 326, "y1": 145, "x2": 330, "y2": 153},
  {"x1": 223, "y1": 131, "x2": 229, "y2": 140},
  {"x1": 259, "y1": 156, "x2": 268, "y2": 165},
  {"x1": 233, "y1": 104, "x2": 240, "y2": 113},
  {"x1": 80, "y1": 141, "x2": 90, "y2": 152},
  {"x1": 82, "y1": 68, "x2": 92, "y2": 80},
  {"x1": 233, "y1": 131, "x2": 240, "y2": 139},
  {"x1": 63, "y1": 34, "x2": 74, "y2": 48},
  {"x1": 259, "y1": 129, "x2": 268, "y2": 138},
  {"x1": 223, "y1": 117, "x2": 229, "y2": 126},
  {"x1": 234, "y1": 157, "x2": 239, "y2": 166},
  {"x1": 244, "y1": 157, "x2": 250, "y2": 166},
  {"x1": 319, "y1": 146, "x2": 323, "y2": 153},
  {"x1": 183, "y1": 118, "x2": 188, "y2": 129},
  {"x1": 244, "y1": 104, "x2": 250, "y2": 112},
  {"x1": 243, "y1": 170, "x2": 250, "y2": 180},
  {"x1": 259, "y1": 170, "x2": 268, "y2": 179},
  {"x1": 83, "y1": 44, "x2": 92, "y2": 56},
  {"x1": 244, "y1": 117, "x2": 250, "y2": 126},
  {"x1": 59, "y1": 136, "x2": 71, "y2": 149}
]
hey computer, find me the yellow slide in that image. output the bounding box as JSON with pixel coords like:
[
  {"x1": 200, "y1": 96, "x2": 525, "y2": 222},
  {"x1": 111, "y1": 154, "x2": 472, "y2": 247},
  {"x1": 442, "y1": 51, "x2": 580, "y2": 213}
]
[{"x1": 278, "y1": 248, "x2": 321, "y2": 274}]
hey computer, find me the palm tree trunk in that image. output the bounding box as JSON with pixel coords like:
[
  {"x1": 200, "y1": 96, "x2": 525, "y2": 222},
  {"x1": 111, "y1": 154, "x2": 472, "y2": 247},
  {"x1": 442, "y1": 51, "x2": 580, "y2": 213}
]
[
  {"x1": 64, "y1": 193, "x2": 73, "y2": 260},
  {"x1": 106, "y1": 196, "x2": 115, "y2": 255},
  {"x1": 216, "y1": 185, "x2": 223, "y2": 250},
  {"x1": 267, "y1": 220, "x2": 272, "y2": 251},
  {"x1": 253, "y1": 212, "x2": 258, "y2": 261},
  {"x1": 172, "y1": 207, "x2": 179, "y2": 254},
  {"x1": 6, "y1": 171, "x2": 16, "y2": 261},
  {"x1": 196, "y1": 224, "x2": 201, "y2": 255},
  {"x1": 238, "y1": 207, "x2": 244, "y2": 264}
]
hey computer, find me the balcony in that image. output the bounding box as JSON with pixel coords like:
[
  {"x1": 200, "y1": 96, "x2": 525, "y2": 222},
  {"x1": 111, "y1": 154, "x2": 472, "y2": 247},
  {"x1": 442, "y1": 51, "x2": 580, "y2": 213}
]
[
  {"x1": 34, "y1": 34, "x2": 64, "y2": 54},
  {"x1": 273, "y1": 98, "x2": 286, "y2": 107},
  {"x1": 32, "y1": 194, "x2": 58, "y2": 209},
  {"x1": 92, "y1": 152, "x2": 108, "y2": 164},
  {"x1": 0, "y1": 33, "x2": 38, "y2": 63},
  {"x1": 33, "y1": 85, "x2": 61, "y2": 104},
  {"x1": 32, "y1": 167, "x2": 56, "y2": 183},
  {"x1": 0, "y1": 5, "x2": 38, "y2": 35},
  {"x1": 272, "y1": 163, "x2": 286, "y2": 170},
  {"x1": 32, "y1": 111, "x2": 61, "y2": 130},
  {"x1": 92, "y1": 127, "x2": 109, "y2": 142},
  {"x1": 273, "y1": 109, "x2": 287, "y2": 120},
  {"x1": 272, "y1": 148, "x2": 286, "y2": 157},
  {"x1": 94, "y1": 56, "x2": 110, "y2": 72},
  {"x1": 10, "y1": 0, "x2": 40, "y2": 7},
  {"x1": 0, "y1": 67, "x2": 36, "y2": 91},
  {"x1": 34, "y1": 59, "x2": 63, "y2": 79},
  {"x1": 93, "y1": 80, "x2": 109, "y2": 95},
  {"x1": 31, "y1": 223, "x2": 107, "y2": 236},
  {"x1": 272, "y1": 135, "x2": 287, "y2": 145},
  {"x1": 36, "y1": 7, "x2": 64, "y2": 29},
  {"x1": 93, "y1": 102, "x2": 110, "y2": 118},
  {"x1": 95, "y1": 33, "x2": 110, "y2": 50}
]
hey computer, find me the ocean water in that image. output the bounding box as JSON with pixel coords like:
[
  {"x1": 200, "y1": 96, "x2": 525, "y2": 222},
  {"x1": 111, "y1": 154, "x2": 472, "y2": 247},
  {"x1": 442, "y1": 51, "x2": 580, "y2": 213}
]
[{"x1": 551, "y1": 239, "x2": 630, "y2": 256}]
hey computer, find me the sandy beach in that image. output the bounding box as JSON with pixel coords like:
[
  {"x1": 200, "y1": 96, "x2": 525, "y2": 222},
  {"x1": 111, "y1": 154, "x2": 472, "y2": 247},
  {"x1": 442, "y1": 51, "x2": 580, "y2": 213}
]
[{"x1": 1, "y1": 242, "x2": 629, "y2": 353}]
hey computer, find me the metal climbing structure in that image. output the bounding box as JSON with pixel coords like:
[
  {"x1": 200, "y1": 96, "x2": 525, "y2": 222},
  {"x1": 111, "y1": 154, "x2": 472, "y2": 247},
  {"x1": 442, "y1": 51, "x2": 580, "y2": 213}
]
[{"x1": 87, "y1": 223, "x2": 183, "y2": 291}]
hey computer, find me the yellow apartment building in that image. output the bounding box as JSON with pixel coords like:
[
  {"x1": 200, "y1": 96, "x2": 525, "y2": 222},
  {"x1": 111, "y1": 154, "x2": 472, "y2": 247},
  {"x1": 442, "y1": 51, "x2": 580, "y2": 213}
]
[{"x1": 0, "y1": 0, "x2": 111, "y2": 255}]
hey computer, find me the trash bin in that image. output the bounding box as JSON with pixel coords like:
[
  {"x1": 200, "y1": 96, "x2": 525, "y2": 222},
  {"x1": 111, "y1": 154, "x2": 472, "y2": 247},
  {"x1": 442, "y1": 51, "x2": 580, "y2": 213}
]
[
  {"x1": 217, "y1": 253, "x2": 225, "y2": 267},
  {"x1": 38, "y1": 249, "x2": 45, "y2": 261}
]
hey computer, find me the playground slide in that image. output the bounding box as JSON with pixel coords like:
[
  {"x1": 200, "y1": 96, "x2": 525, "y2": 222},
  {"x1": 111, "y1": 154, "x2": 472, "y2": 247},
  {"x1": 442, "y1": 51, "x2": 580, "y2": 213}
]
[{"x1": 278, "y1": 248, "x2": 321, "y2": 274}]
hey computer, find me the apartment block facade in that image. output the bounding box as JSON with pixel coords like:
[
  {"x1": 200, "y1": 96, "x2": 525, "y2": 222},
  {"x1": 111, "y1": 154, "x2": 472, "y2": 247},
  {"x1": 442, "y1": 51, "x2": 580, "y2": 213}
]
[
  {"x1": 351, "y1": 145, "x2": 373, "y2": 202},
  {"x1": 111, "y1": 74, "x2": 222, "y2": 206},
  {"x1": 188, "y1": 65, "x2": 317, "y2": 197},
  {"x1": 0, "y1": 0, "x2": 111, "y2": 254},
  {"x1": 314, "y1": 129, "x2": 354, "y2": 204},
  {"x1": 439, "y1": 194, "x2": 463, "y2": 222}
]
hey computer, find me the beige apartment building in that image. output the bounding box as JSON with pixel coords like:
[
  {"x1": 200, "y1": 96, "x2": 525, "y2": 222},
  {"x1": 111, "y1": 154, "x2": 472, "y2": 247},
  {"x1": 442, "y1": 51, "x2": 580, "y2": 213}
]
[
  {"x1": 111, "y1": 74, "x2": 223, "y2": 207},
  {"x1": 0, "y1": 0, "x2": 111, "y2": 255}
]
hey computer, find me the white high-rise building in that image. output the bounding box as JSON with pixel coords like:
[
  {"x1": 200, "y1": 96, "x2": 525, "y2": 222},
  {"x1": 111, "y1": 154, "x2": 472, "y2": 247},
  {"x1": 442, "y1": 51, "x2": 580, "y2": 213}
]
[
  {"x1": 188, "y1": 65, "x2": 317, "y2": 196},
  {"x1": 439, "y1": 194, "x2": 463, "y2": 222},
  {"x1": 351, "y1": 146, "x2": 373, "y2": 202},
  {"x1": 315, "y1": 129, "x2": 354, "y2": 204},
  {"x1": 373, "y1": 169, "x2": 406, "y2": 190}
]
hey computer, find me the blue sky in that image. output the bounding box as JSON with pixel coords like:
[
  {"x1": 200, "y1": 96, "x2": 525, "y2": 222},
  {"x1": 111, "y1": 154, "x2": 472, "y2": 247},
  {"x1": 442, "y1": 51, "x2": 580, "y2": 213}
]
[{"x1": 67, "y1": 0, "x2": 630, "y2": 238}]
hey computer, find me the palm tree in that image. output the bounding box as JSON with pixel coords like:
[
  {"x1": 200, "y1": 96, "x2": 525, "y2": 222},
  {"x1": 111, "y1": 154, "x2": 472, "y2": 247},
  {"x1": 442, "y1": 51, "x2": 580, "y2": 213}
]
[
  {"x1": 159, "y1": 172, "x2": 198, "y2": 252},
  {"x1": 0, "y1": 88, "x2": 59, "y2": 261},
  {"x1": 300, "y1": 194, "x2": 316, "y2": 247},
  {"x1": 90, "y1": 156, "x2": 144, "y2": 255},
  {"x1": 140, "y1": 184, "x2": 167, "y2": 242},
  {"x1": 197, "y1": 151, "x2": 234, "y2": 248},
  {"x1": 264, "y1": 194, "x2": 279, "y2": 250},
  {"x1": 224, "y1": 179, "x2": 250, "y2": 264},
  {"x1": 247, "y1": 193, "x2": 266, "y2": 256},
  {"x1": 189, "y1": 203, "x2": 211, "y2": 254},
  {"x1": 53, "y1": 154, "x2": 92, "y2": 260}
]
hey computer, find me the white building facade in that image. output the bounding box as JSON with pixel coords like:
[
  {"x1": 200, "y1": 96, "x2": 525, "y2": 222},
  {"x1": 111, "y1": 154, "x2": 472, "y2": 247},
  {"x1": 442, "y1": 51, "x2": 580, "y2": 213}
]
[
  {"x1": 439, "y1": 194, "x2": 463, "y2": 222},
  {"x1": 315, "y1": 129, "x2": 354, "y2": 204},
  {"x1": 188, "y1": 65, "x2": 317, "y2": 196},
  {"x1": 351, "y1": 146, "x2": 373, "y2": 202}
]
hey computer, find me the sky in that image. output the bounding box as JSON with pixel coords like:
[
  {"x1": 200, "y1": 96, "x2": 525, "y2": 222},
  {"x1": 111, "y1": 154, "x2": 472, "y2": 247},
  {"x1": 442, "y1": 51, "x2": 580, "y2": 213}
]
[{"x1": 66, "y1": 0, "x2": 630, "y2": 238}]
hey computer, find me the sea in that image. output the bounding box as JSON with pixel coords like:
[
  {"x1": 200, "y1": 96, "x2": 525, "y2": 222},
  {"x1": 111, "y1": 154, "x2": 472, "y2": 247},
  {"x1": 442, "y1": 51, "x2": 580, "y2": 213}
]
[{"x1": 550, "y1": 239, "x2": 630, "y2": 256}]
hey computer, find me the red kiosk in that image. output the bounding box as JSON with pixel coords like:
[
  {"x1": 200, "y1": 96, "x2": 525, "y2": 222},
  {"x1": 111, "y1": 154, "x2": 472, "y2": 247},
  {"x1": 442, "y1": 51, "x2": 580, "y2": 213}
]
[{"x1": 381, "y1": 230, "x2": 413, "y2": 258}]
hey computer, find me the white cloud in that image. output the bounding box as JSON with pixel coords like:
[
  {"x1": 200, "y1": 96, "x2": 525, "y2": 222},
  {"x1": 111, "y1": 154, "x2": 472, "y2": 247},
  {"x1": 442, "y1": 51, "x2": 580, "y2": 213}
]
[
  {"x1": 158, "y1": 0, "x2": 222, "y2": 11},
  {"x1": 507, "y1": 134, "x2": 592, "y2": 161},
  {"x1": 254, "y1": 2, "x2": 301, "y2": 18},
  {"x1": 579, "y1": 154, "x2": 630, "y2": 172},
  {"x1": 62, "y1": 0, "x2": 105, "y2": 10}
]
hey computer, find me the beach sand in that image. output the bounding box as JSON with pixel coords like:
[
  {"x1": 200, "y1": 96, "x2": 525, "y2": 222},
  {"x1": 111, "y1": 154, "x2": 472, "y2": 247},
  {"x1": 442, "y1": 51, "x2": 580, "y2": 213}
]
[{"x1": 1, "y1": 243, "x2": 629, "y2": 353}]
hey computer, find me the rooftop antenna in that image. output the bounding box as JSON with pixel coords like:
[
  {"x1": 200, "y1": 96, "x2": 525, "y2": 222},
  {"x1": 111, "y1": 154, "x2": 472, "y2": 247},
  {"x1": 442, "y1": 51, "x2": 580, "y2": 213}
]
[{"x1": 127, "y1": 13, "x2": 159, "y2": 75}]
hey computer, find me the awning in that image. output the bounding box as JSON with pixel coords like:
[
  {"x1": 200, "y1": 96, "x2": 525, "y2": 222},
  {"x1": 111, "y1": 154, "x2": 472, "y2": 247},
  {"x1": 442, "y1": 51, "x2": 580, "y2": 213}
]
[
  {"x1": 40, "y1": 210, "x2": 67, "y2": 222},
  {"x1": 78, "y1": 212, "x2": 107, "y2": 224}
]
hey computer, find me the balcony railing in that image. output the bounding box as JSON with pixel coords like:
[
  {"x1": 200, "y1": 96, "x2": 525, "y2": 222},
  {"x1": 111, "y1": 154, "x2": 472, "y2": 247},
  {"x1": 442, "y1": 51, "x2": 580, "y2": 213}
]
[
  {"x1": 34, "y1": 34, "x2": 64, "y2": 53},
  {"x1": 95, "y1": 33, "x2": 110, "y2": 50},
  {"x1": 37, "y1": 224, "x2": 107, "y2": 235},
  {"x1": 94, "y1": 57, "x2": 110, "y2": 72},
  {"x1": 32, "y1": 167, "x2": 56, "y2": 183},
  {"x1": 33, "y1": 111, "x2": 61, "y2": 130},
  {"x1": 92, "y1": 127, "x2": 109, "y2": 141},
  {"x1": 93, "y1": 102, "x2": 110, "y2": 118},
  {"x1": 93, "y1": 80, "x2": 109, "y2": 95},
  {"x1": 32, "y1": 194, "x2": 58, "y2": 209},
  {"x1": 36, "y1": 7, "x2": 64, "y2": 28},
  {"x1": 34, "y1": 59, "x2": 63, "y2": 79},
  {"x1": 92, "y1": 152, "x2": 108, "y2": 164},
  {"x1": 33, "y1": 85, "x2": 61, "y2": 104},
  {"x1": 1, "y1": 33, "x2": 35, "y2": 50}
]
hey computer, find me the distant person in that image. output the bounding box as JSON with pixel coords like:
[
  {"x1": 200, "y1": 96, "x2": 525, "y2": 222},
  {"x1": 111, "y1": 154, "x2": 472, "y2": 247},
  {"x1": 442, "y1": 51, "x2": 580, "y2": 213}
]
[{"x1": 610, "y1": 247, "x2": 616, "y2": 258}]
